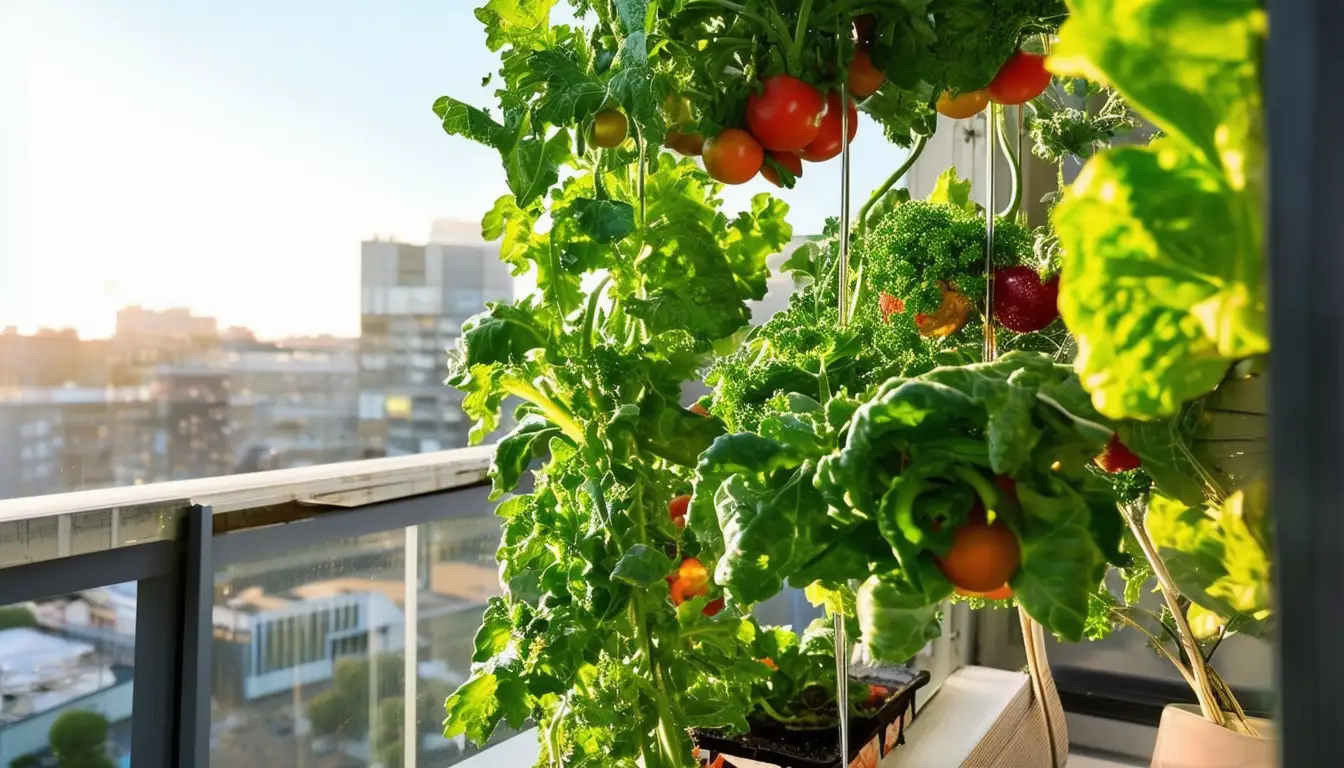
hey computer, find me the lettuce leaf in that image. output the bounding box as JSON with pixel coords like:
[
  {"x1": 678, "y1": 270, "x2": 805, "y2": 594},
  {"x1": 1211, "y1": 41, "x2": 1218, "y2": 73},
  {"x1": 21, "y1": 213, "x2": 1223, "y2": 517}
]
[{"x1": 1049, "y1": 0, "x2": 1267, "y2": 420}]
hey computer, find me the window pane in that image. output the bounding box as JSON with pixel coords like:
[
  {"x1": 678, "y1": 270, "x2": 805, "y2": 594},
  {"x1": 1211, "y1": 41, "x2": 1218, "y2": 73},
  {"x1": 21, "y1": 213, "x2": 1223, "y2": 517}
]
[
  {"x1": 211, "y1": 531, "x2": 407, "y2": 768},
  {"x1": 0, "y1": 585, "x2": 135, "y2": 768},
  {"x1": 413, "y1": 516, "x2": 517, "y2": 765}
]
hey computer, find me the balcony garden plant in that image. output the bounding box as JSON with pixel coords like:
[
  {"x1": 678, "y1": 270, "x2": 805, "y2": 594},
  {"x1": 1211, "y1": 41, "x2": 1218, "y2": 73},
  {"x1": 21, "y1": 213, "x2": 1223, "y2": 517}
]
[{"x1": 430, "y1": 0, "x2": 1271, "y2": 766}]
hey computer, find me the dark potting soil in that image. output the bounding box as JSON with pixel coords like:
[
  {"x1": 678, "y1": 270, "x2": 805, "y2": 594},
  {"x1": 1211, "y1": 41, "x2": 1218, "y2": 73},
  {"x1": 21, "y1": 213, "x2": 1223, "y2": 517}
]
[{"x1": 694, "y1": 670, "x2": 931, "y2": 767}]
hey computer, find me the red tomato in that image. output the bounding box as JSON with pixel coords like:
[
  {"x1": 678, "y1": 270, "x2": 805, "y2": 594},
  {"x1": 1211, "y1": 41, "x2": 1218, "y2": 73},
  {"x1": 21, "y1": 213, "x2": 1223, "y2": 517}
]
[
  {"x1": 703, "y1": 597, "x2": 725, "y2": 617},
  {"x1": 955, "y1": 583, "x2": 1015, "y2": 600},
  {"x1": 670, "y1": 557, "x2": 710, "y2": 607},
  {"x1": 936, "y1": 90, "x2": 989, "y2": 119},
  {"x1": 847, "y1": 50, "x2": 887, "y2": 99},
  {"x1": 987, "y1": 51, "x2": 1052, "y2": 105},
  {"x1": 760, "y1": 150, "x2": 803, "y2": 188},
  {"x1": 666, "y1": 130, "x2": 704, "y2": 157},
  {"x1": 798, "y1": 91, "x2": 858, "y2": 162},
  {"x1": 688, "y1": 402, "x2": 711, "y2": 417},
  {"x1": 668, "y1": 494, "x2": 690, "y2": 528},
  {"x1": 934, "y1": 518, "x2": 1021, "y2": 593},
  {"x1": 703, "y1": 129, "x2": 764, "y2": 185},
  {"x1": 1095, "y1": 434, "x2": 1142, "y2": 473},
  {"x1": 745, "y1": 75, "x2": 826, "y2": 151},
  {"x1": 760, "y1": 657, "x2": 779, "y2": 671},
  {"x1": 864, "y1": 684, "x2": 889, "y2": 707}
]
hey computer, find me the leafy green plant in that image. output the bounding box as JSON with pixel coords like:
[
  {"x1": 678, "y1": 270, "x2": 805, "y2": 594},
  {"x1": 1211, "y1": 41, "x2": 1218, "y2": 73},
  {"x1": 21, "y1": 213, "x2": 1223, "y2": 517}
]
[
  {"x1": 1048, "y1": 0, "x2": 1267, "y2": 420},
  {"x1": 430, "y1": 0, "x2": 1278, "y2": 763},
  {"x1": 1040, "y1": 0, "x2": 1272, "y2": 738},
  {"x1": 693, "y1": 353, "x2": 1128, "y2": 661}
]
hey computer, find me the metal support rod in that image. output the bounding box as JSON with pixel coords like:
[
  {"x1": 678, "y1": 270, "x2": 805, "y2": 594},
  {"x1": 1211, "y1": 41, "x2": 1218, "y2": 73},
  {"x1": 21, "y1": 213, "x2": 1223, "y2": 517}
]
[
  {"x1": 983, "y1": 105, "x2": 998, "y2": 363},
  {"x1": 835, "y1": 80, "x2": 853, "y2": 768},
  {"x1": 837, "y1": 85, "x2": 853, "y2": 330}
]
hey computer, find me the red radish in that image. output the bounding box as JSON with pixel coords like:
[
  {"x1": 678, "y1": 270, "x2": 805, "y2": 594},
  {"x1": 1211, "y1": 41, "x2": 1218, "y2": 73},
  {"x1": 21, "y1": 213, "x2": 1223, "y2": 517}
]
[
  {"x1": 1096, "y1": 434, "x2": 1142, "y2": 473},
  {"x1": 993, "y1": 266, "x2": 1059, "y2": 332}
]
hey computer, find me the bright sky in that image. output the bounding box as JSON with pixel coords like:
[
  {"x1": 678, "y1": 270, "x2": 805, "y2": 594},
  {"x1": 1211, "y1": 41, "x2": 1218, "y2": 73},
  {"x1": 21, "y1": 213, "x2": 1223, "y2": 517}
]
[{"x1": 0, "y1": 1, "x2": 910, "y2": 339}]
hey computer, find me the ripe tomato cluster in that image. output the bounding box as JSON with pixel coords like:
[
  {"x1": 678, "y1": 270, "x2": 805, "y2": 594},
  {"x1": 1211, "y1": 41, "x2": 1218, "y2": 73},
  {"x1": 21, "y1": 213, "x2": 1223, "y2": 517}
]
[
  {"x1": 691, "y1": 73, "x2": 861, "y2": 189},
  {"x1": 669, "y1": 19, "x2": 887, "y2": 189},
  {"x1": 935, "y1": 50, "x2": 1053, "y2": 120}
]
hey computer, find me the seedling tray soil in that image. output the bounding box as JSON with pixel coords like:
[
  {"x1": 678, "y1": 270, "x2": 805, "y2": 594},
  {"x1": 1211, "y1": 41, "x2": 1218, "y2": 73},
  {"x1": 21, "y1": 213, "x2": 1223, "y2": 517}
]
[{"x1": 694, "y1": 669, "x2": 930, "y2": 768}]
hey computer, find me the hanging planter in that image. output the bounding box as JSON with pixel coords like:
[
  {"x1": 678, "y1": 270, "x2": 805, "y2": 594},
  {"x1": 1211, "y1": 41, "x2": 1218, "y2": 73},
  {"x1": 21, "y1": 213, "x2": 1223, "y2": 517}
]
[{"x1": 694, "y1": 670, "x2": 929, "y2": 768}]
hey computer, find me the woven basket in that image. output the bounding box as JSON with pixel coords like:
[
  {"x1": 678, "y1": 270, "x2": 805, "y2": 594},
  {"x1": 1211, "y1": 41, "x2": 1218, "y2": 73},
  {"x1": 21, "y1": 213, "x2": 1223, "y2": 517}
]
[{"x1": 960, "y1": 611, "x2": 1069, "y2": 768}]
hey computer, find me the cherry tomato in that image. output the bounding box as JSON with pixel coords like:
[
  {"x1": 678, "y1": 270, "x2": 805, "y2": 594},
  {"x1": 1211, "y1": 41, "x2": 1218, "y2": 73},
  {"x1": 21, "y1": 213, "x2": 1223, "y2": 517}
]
[
  {"x1": 668, "y1": 494, "x2": 690, "y2": 529},
  {"x1": 745, "y1": 75, "x2": 826, "y2": 151},
  {"x1": 987, "y1": 51, "x2": 1052, "y2": 105},
  {"x1": 702, "y1": 129, "x2": 763, "y2": 185},
  {"x1": 676, "y1": 557, "x2": 710, "y2": 593},
  {"x1": 760, "y1": 150, "x2": 803, "y2": 188},
  {"x1": 666, "y1": 131, "x2": 705, "y2": 156},
  {"x1": 914, "y1": 282, "x2": 972, "y2": 337},
  {"x1": 688, "y1": 402, "x2": 711, "y2": 417},
  {"x1": 847, "y1": 50, "x2": 887, "y2": 100},
  {"x1": 864, "y1": 684, "x2": 889, "y2": 707},
  {"x1": 703, "y1": 597, "x2": 725, "y2": 617},
  {"x1": 934, "y1": 517, "x2": 1021, "y2": 593},
  {"x1": 799, "y1": 91, "x2": 858, "y2": 162},
  {"x1": 760, "y1": 657, "x2": 779, "y2": 671},
  {"x1": 936, "y1": 90, "x2": 989, "y2": 119},
  {"x1": 1095, "y1": 434, "x2": 1142, "y2": 473},
  {"x1": 591, "y1": 109, "x2": 628, "y2": 148}
]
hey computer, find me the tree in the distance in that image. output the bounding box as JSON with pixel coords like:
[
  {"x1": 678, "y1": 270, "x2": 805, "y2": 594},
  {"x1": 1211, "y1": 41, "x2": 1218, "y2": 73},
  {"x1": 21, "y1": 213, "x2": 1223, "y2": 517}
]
[
  {"x1": 0, "y1": 606, "x2": 37, "y2": 630},
  {"x1": 48, "y1": 709, "x2": 113, "y2": 768}
]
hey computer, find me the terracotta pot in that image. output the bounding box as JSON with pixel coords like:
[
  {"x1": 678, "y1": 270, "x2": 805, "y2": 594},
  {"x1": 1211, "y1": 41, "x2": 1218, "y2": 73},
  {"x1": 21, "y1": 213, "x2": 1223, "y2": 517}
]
[{"x1": 1150, "y1": 704, "x2": 1275, "y2": 768}]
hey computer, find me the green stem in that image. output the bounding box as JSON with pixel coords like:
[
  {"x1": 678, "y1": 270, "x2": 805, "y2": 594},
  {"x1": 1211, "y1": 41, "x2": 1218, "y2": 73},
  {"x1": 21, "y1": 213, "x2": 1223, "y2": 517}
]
[
  {"x1": 593, "y1": 148, "x2": 608, "y2": 201},
  {"x1": 581, "y1": 274, "x2": 613, "y2": 358},
  {"x1": 787, "y1": 0, "x2": 814, "y2": 73},
  {"x1": 623, "y1": 484, "x2": 683, "y2": 767},
  {"x1": 547, "y1": 230, "x2": 570, "y2": 318},
  {"x1": 500, "y1": 379, "x2": 584, "y2": 444},
  {"x1": 763, "y1": 7, "x2": 795, "y2": 52},
  {"x1": 814, "y1": 0, "x2": 869, "y2": 22},
  {"x1": 856, "y1": 134, "x2": 929, "y2": 238},
  {"x1": 685, "y1": 0, "x2": 768, "y2": 27},
  {"x1": 995, "y1": 106, "x2": 1022, "y2": 221},
  {"x1": 952, "y1": 466, "x2": 1002, "y2": 520}
]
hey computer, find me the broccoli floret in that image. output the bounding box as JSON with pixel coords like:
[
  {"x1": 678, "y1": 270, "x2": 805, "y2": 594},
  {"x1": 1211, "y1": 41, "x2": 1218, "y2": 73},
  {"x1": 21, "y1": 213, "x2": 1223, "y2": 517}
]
[
  {"x1": 859, "y1": 201, "x2": 1032, "y2": 317},
  {"x1": 707, "y1": 198, "x2": 1046, "y2": 431}
]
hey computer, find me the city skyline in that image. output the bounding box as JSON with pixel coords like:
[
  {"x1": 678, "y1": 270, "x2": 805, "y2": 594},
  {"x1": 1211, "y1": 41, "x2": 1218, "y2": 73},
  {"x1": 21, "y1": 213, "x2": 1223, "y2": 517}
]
[{"x1": 1, "y1": 1, "x2": 913, "y2": 340}]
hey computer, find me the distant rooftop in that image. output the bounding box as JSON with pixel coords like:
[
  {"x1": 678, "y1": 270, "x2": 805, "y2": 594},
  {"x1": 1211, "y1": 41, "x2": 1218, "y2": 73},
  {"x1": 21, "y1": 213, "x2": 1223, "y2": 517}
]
[{"x1": 429, "y1": 219, "x2": 489, "y2": 246}]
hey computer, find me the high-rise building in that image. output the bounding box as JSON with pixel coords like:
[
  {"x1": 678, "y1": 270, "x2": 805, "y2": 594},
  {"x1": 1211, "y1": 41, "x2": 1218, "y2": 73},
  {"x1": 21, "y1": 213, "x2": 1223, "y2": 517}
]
[
  {"x1": 226, "y1": 346, "x2": 360, "y2": 470},
  {"x1": 358, "y1": 223, "x2": 513, "y2": 458}
]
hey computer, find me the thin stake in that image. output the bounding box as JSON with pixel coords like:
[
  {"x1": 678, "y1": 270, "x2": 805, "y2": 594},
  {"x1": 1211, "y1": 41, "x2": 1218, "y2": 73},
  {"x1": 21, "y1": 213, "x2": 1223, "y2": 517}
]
[
  {"x1": 984, "y1": 104, "x2": 998, "y2": 363},
  {"x1": 835, "y1": 80, "x2": 853, "y2": 768}
]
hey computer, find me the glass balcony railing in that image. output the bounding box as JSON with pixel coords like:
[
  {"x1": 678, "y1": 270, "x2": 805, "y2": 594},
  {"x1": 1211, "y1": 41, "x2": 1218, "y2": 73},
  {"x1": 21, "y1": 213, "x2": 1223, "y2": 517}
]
[{"x1": 0, "y1": 446, "x2": 518, "y2": 768}]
